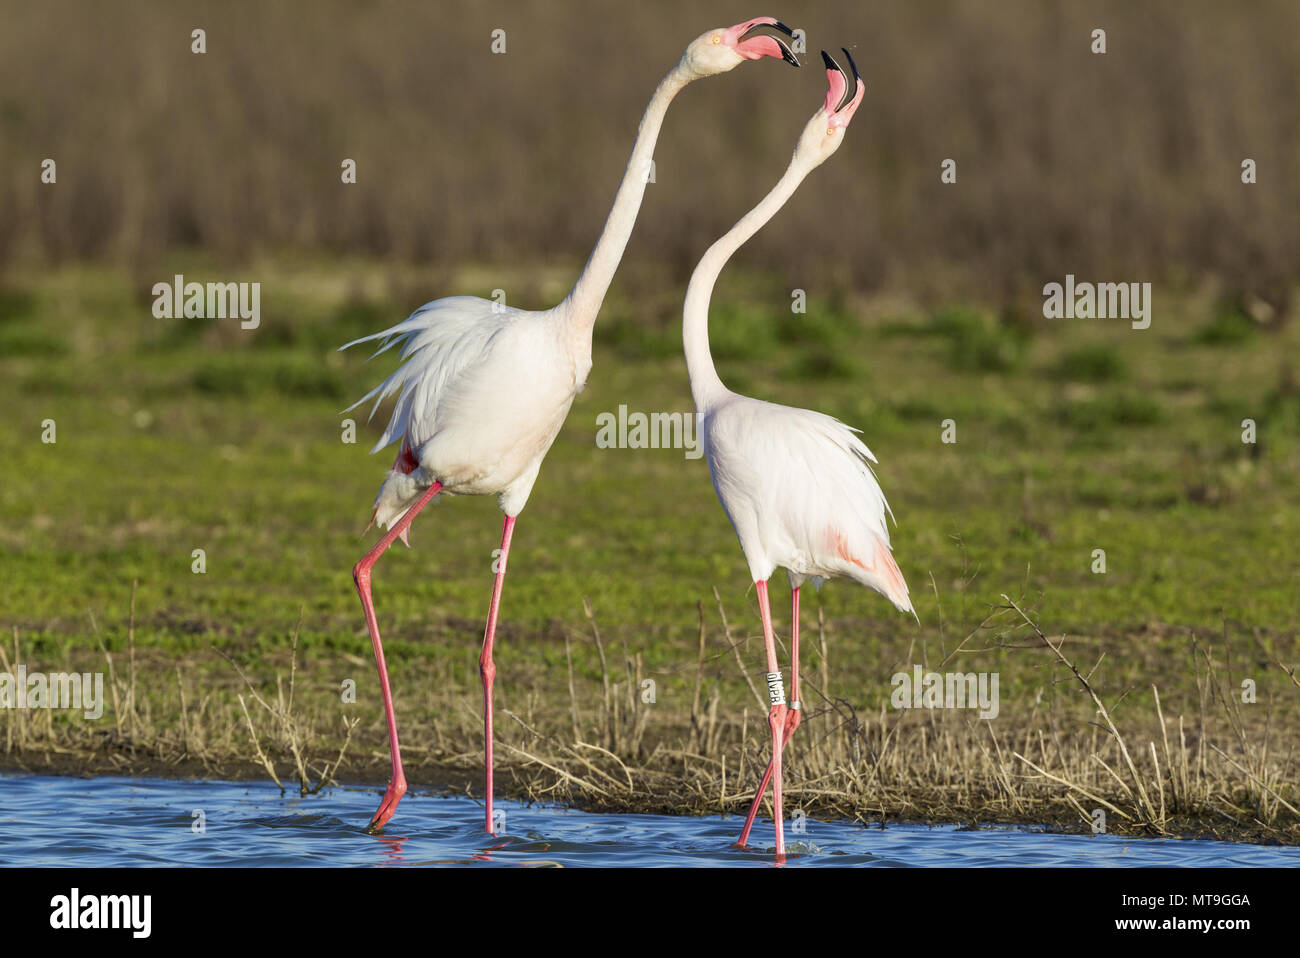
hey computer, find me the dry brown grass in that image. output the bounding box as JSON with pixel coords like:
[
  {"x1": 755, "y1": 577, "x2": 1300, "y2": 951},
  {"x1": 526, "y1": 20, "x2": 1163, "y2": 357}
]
[{"x1": 3, "y1": 589, "x2": 1296, "y2": 845}]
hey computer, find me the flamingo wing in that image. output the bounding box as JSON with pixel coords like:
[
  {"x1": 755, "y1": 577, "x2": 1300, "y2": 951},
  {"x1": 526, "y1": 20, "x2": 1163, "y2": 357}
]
[
  {"x1": 340, "y1": 295, "x2": 520, "y2": 455},
  {"x1": 707, "y1": 397, "x2": 911, "y2": 613}
]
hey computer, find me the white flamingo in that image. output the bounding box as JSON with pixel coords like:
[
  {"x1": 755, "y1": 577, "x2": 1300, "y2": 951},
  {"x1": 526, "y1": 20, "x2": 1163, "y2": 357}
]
[
  {"x1": 683, "y1": 49, "x2": 914, "y2": 857},
  {"x1": 340, "y1": 19, "x2": 799, "y2": 832}
]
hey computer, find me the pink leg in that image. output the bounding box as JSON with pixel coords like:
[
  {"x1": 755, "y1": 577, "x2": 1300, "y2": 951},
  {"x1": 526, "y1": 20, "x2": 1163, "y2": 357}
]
[
  {"x1": 738, "y1": 580, "x2": 787, "y2": 856},
  {"x1": 788, "y1": 585, "x2": 803, "y2": 741},
  {"x1": 737, "y1": 585, "x2": 802, "y2": 850},
  {"x1": 481, "y1": 514, "x2": 516, "y2": 833},
  {"x1": 353, "y1": 480, "x2": 443, "y2": 832}
]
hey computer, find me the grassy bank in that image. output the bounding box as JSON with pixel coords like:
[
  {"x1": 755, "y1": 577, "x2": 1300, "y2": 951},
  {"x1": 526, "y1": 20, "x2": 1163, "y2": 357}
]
[
  {"x1": 4, "y1": 590, "x2": 1299, "y2": 844},
  {"x1": 1, "y1": 259, "x2": 1298, "y2": 842}
]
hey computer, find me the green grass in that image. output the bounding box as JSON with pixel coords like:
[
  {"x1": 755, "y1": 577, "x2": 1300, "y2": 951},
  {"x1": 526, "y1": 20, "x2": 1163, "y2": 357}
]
[
  {"x1": 1053, "y1": 343, "x2": 1128, "y2": 383},
  {"x1": 0, "y1": 259, "x2": 1297, "y2": 736},
  {"x1": 1195, "y1": 305, "x2": 1261, "y2": 346}
]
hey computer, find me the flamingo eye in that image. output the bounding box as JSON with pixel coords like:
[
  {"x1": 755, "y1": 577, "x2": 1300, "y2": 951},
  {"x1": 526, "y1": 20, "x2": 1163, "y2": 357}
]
[{"x1": 712, "y1": 35, "x2": 721, "y2": 44}]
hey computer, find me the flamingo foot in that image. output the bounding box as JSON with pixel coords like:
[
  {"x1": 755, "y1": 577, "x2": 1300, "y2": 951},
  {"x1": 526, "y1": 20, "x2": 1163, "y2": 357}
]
[{"x1": 365, "y1": 776, "x2": 407, "y2": 832}]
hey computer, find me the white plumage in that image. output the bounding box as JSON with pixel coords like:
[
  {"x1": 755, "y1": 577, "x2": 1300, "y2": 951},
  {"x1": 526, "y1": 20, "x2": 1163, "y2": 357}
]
[
  {"x1": 335, "y1": 20, "x2": 803, "y2": 835},
  {"x1": 342, "y1": 298, "x2": 581, "y2": 526},
  {"x1": 339, "y1": 21, "x2": 805, "y2": 533},
  {"x1": 703, "y1": 394, "x2": 909, "y2": 609},
  {"x1": 685, "y1": 48, "x2": 909, "y2": 857},
  {"x1": 684, "y1": 56, "x2": 911, "y2": 615}
]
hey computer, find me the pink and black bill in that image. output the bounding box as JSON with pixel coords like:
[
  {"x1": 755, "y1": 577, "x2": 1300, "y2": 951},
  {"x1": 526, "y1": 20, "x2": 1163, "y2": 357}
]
[
  {"x1": 739, "y1": 19, "x2": 801, "y2": 67},
  {"x1": 821, "y1": 47, "x2": 862, "y2": 113}
]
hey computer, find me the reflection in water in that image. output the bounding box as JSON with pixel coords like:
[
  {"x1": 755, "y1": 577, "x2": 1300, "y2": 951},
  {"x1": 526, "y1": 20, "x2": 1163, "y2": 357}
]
[
  {"x1": 371, "y1": 833, "x2": 408, "y2": 865},
  {"x1": 1, "y1": 773, "x2": 1296, "y2": 868}
]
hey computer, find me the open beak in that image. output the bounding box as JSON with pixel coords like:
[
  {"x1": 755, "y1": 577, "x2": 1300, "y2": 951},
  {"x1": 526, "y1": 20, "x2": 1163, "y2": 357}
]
[
  {"x1": 739, "y1": 20, "x2": 800, "y2": 67},
  {"x1": 821, "y1": 47, "x2": 862, "y2": 113}
]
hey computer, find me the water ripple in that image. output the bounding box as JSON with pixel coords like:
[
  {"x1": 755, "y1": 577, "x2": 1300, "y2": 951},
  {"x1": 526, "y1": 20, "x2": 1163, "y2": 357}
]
[{"x1": 1, "y1": 773, "x2": 1295, "y2": 867}]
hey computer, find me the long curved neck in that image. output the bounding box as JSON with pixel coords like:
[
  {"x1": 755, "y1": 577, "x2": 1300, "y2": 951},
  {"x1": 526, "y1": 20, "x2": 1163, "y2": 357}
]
[
  {"x1": 559, "y1": 65, "x2": 691, "y2": 342},
  {"x1": 684, "y1": 155, "x2": 812, "y2": 410}
]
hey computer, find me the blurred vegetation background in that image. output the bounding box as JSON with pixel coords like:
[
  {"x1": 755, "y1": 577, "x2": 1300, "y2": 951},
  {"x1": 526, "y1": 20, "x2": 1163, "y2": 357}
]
[{"x1": 0, "y1": 0, "x2": 1296, "y2": 313}]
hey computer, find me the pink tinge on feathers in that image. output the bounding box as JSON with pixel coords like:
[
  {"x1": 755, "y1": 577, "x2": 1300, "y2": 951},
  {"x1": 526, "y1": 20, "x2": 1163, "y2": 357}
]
[
  {"x1": 365, "y1": 438, "x2": 423, "y2": 546},
  {"x1": 383, "y1": 438, "x2": 421, "y2": 546},
  {"x1": 831, "y1": 528, "x2": 912, "y2": 613},
  {"x1": 392, "y1": 437, "x2": 419, "y2": 476}
]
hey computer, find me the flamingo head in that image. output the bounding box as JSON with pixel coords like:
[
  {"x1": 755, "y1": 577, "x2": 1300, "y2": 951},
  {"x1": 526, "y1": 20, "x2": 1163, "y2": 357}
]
[
  {"x1": 792, "y1": 48, "x2": 865, "y2": 167},
  {"x1": 682, "y1": 18, "x2": 800, "y2": 77}
]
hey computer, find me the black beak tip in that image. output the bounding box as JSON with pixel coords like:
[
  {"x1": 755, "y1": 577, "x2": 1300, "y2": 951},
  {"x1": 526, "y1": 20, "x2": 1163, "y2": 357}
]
[
  {"x1": 842, "y1": 46, "x2": 861, "y2": 81},
  {"x1": 821, "y1": 49, "x2": 857, "y2": 112},
  {"x1": 740, "y1": 21, "x2": 800, "y2": 66}
]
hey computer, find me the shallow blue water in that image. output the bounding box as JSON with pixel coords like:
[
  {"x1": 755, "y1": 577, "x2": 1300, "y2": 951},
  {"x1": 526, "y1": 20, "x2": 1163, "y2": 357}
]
[{"x1": 0, "y1": 774, "x2": 1295, "y2": 867}]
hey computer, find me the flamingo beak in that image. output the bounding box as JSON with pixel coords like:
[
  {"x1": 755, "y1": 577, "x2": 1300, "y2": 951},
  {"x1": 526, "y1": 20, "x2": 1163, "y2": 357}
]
[
  {"x1": 821, "y1": 47, "x2": 865, "y2": 125},
  {"x1": 737, "y1": 20, "x2": 801, "y2": 67}
]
